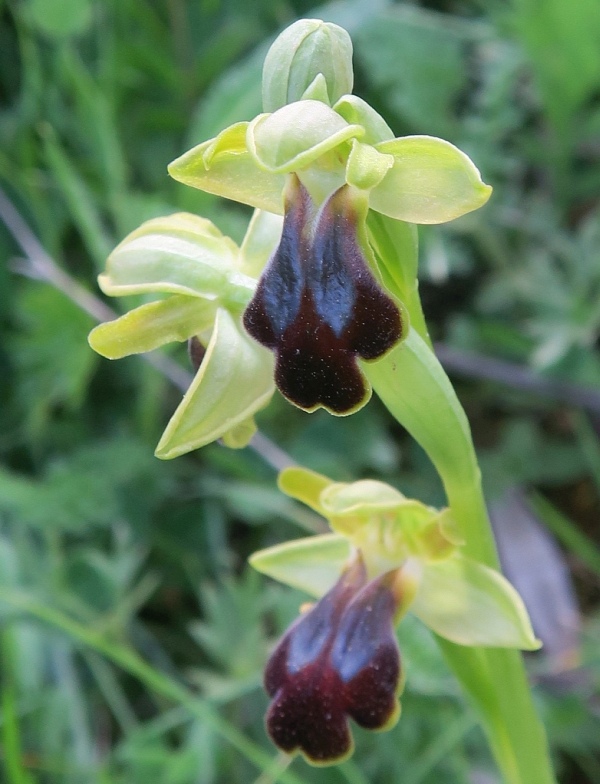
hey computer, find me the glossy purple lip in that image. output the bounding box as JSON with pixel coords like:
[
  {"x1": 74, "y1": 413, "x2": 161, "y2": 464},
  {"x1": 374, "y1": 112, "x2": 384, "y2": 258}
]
[
  {"x1": 243, "y1": 176, "x2": 402, "y2": 414},
  {"x1": 264, "y1": 555, "x2": 402, "y2": 764}
]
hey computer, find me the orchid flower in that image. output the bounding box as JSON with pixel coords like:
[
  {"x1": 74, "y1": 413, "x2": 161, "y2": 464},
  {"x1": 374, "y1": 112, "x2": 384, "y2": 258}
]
[
  {"x1": 250, "y1": 466, "x2": 539, "y2": 764},
  {"x1": 89, "y1": 18, "x2": 491, "y2": 455},
  {"x1": 167, "y1": 19, "x2": 491, "y2": 416}
]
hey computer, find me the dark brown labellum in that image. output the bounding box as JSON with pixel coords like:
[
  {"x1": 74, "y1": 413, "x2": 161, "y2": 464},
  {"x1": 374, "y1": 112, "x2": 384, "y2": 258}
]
[
  {"x1": 264, "y1": 555, "x2": 402, "y2": 764},
  {"x1": 243, "y1": 176, "x2": 402, "y2": 414}
]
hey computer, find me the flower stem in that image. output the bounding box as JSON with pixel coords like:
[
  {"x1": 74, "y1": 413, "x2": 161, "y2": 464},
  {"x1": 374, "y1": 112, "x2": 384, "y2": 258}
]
[{"x1": 364, "y1": 330, "x2": 556, "y2": 784}]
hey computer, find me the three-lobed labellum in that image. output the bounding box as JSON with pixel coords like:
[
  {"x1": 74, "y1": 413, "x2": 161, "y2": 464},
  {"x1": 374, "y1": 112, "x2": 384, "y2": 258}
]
[
  {"x1": 243, "y1": 175, "x2": 402, "y2": 414},
  {"x1": 265, "y1": 553, "x2": 402, "y2": 764}
]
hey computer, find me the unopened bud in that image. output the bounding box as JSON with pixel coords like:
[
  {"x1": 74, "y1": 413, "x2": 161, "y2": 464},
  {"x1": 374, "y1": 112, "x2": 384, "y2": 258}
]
[{"x1": 262, "y1": 19, "x2": 353, "y2": 112}]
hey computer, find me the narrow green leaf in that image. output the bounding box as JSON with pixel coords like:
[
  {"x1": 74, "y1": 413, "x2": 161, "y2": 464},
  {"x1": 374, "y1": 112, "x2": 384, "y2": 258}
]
[{"x1": 0, "y1": 590, "x2": 309, "y2": 784}]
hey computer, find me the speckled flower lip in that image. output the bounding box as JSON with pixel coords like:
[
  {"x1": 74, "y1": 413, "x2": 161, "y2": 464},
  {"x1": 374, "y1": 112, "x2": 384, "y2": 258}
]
[
  {"x1": 243, "y1": 175, "x2": 402, "y2": 414},
  {"x1": 264, "y1": 553, "x2": 402, "y2": 765}
]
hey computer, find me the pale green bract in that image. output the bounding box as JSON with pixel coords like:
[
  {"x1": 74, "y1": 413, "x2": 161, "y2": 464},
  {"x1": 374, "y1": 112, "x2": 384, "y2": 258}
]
[{"x1": 250, "y1": 467, "x2": 541, "y2": 651}]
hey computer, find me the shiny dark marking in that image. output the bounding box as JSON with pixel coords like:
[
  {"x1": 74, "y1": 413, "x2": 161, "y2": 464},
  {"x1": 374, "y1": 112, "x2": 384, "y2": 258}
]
[
  {"x1": 188, "y1": 336, "x2": 206, "y2": 372},
  {"x1": 264, "y1": 556, "x2": 401, "y2": 764},
  {"x1": 243, "y1": 177, "x2": 402, "y2": 414}
]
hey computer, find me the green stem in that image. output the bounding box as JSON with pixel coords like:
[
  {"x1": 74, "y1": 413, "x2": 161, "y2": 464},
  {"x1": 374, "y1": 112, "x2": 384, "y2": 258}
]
[
  {"x1": 1, "y1": 631, "x2": 32, "y2": 784},
  {"x1": 364, "y1": 330, "x2": 555, "y2": 784}
]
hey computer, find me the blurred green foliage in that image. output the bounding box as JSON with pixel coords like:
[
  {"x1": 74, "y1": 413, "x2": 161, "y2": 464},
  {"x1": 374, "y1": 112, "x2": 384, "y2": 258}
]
[{"x1": 1, "y1": 0, "x2": 600, "y2": 782}]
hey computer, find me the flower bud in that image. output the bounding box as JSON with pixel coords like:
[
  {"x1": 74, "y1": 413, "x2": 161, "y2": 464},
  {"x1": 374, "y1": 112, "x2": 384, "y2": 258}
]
[{"x1": 262, "y1": 19, "x2": 353, "y2": 112}]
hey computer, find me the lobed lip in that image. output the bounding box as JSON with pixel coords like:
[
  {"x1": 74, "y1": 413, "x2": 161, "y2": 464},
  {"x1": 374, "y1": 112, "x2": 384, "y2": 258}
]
[
  {"x1": 264, "y1": 553, "x2": 402, "y2": 765},
  {"x1": 243, "y1": 175, "x2": 403, "y2": 414}
]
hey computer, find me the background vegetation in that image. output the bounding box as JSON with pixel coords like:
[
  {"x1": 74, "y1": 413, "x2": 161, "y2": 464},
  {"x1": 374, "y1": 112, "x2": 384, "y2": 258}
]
[{"x1": 1, "y1": 0, "x2": 600, "y2": 781}]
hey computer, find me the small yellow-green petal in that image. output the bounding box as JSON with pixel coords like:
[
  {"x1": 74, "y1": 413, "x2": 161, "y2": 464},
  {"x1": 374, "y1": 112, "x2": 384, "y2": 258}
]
[
  {"x1": 411, "y1": 555, "x2": 541, "y2": 650},
  {"x1": 370, "y1": 135, "x2": 492, "y2": 224},
  {"x1": 155, "y1": 308, "x2": 275, "y2": 458},
  {"x1": 169, "y1": 124, "x2": 286, "y2": 214},
  {"x1": 88, "y1": 295, "x2": 217, "y2": 359},
  {"x1": 247, "y1": 100, "x2": 363, "y2": 174},
  {"x1": 346, "y1": 140, "x2": 394, "y2": 191},
  {"x1": 334, "y1": 95, "x2": 394, "y2": 144},
  {"x1": 249, "y1": 533, "x2": 352, "y2": 597},
  {"x1": 98, "y1": 213, "x2": 239, "y2": 299},
  {"x1": 278, "y1": 466, "x2": 333, "y2": 515},
  {"x1": 221, "y1": 417, "x2": 258, "y2": 449}
]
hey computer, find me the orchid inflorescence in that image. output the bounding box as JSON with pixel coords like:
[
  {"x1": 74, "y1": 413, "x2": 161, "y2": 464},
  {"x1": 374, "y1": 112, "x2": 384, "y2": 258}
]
[{"x1": 89, "y1": 18, "x2": 542, "y2": 771}]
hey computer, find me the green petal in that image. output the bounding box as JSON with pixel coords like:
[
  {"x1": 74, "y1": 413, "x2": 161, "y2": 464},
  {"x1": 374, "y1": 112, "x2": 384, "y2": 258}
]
[
  {"x1": 169, "y1": 123, "x2": 286, "y2": 214},
  {"x1": 411, "y1": 555, "x2": 541, "y2": 650},
  {"x1": 98, "y1": 213, "x2": 241, "y2": 299},
  {"x1": 249, "y1": 533, "x2": 352, "y2": 597},
  {"x1": 278, "y1": 466, "x2": 333, "y2": 515},
  {"x1": 239, "y1": 209, "x2": 284, "y2": 278},
  {"x1": 88, "y1": 295, "x2": 217, "y2": 358},
  {"x1": 370, "y1": 136, "x2": 492, "y2": 224},
  {"x1": 220, "y1": 417, "x2": 258, "y2": 449},
  {"x1": 333, "y1": 95, "x2": 394, "y2": 144},
  {"x1": 155, "y1": 308, "x2": 275, "y2": 458},
  {"x1": 346, "y1": 140, "x2": 394, "y2": 192},
  {"x1": 247, "y1": 100, "x2": 363, "y2": 174}
]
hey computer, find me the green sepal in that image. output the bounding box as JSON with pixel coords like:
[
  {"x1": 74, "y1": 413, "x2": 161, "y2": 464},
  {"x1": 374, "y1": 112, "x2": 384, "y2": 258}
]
[
  {"x1": 370, "y1": 136, "x2": 493, "y2": 224},
  {"x1": 247, "y1": 100, "x2": 364, "y2": 174},
  {"x1": 238, "y1": 209, "x2": 284, "y2": 278},
  {"x1": 155, "y1": 308, "x2": 275, "y2": 459},
  {"x1": 262, "y1": 19, "x2": 353, "y2": 112},
  {"x1": 168, "y1": 124, "x2": 286, "y2": 214},
  {"x1": 88, "y1": 295, "x2": 217, "y2": 359},
  {"x1": 333, "y1": 95, "x2": 394, "y2": 144},
  {"x1": 98, "y1": 213, "x2": 240, "y2": 300},
  {"x1": 411, "y1": 555, "x2": 541, "y2": 650},
  {"x1": 249, "y1": 533, "x2": 352, "y2": 597}
]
